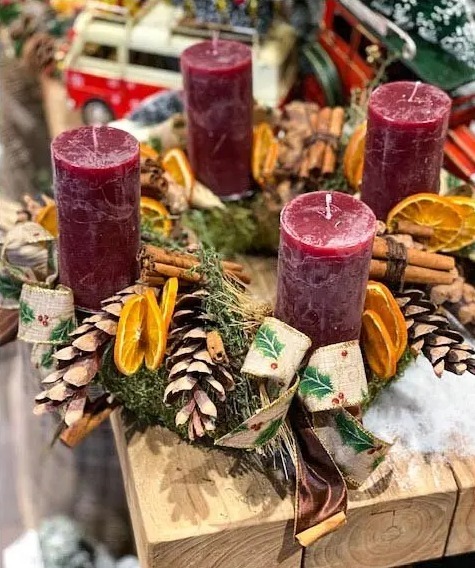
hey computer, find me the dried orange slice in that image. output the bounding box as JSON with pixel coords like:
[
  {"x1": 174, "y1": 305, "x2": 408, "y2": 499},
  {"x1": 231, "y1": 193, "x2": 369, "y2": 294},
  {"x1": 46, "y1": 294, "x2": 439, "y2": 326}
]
[
  {"x1": 140, "y1": 196, "x2": 172, "y2": 237},
  {"x1": 444, "y1": 196, "x2": 475, "y2": 251},
  {"x1": 365, "y1": 281, "x2": 408, "y2": 360},
  {"x1": 114, "y1": 295, "x2": 146, "y2": 376},
  {"x1": 144, "y1": 288, "x2": 167, "y2": 371},
  {"x1": 252, "y1": 122, "x2": 278, "y2": 186},
  {"x1": 343, "y1": 121, "x2": 366, "y2": 189},
  {"x1": 160, "y1": 277, "x2": 178, "y2": 331},
  {"x1": 361, "y1": 309, "x2": 397, "y2": 380},
  {"x1": 140, "y1": 142, "x2": 160, "y2": 161},
  {"x1": 162, "y1": 148, "x2": 195, "y2": 195},
  {"x1": 386, "y1": 193, "x2": 464, "y2": 252},
  {"x1": 36, "y1": 202, "x2": 58, "y2": 237}
]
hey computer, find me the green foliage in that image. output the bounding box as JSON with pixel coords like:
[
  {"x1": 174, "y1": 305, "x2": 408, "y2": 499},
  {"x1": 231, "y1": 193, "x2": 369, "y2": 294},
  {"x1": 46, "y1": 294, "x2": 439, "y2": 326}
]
[
  {"x1": 41, "y1": 348, "x2": 54, "y2": 370},
  {"x1": 335, "y1": 411, "x2": 375, "y2": 453},
  {"x1": 49, "y1": 318, "x2": 75, "y2": 344},
  {"x1": 19, "y1": 299, "x2": 35, "y2": 325},
  {"x1": 299, "y1": 366, "x2": 334, "y2": 399},
  {"x1": 254, "y1": 324, "x2": 284, "y2": 360},
  {"x1": 372, "y1": 455, "x2": 386, "y2": 471},
  {"x1": 182, "y1": 203, "x2": 258, "y2": 256},
  {"x1": 0, "y1": 274, "x2": 22, "y2": 300},
  {"x1": 0, "y1": 3, "x2": 20, "y2": 26},
  {"x1": 149, "y1": 136, "x2": 162, "y2": 154},
  {"x1": 255, "y1": 418, "x2": 284, "y2": 447},
  {"x1": 140, "y1": 219, "x2": 188, "y2": 251},
  {"x1": 362, "y1": 348, "x2": 414, "y2": 412}
]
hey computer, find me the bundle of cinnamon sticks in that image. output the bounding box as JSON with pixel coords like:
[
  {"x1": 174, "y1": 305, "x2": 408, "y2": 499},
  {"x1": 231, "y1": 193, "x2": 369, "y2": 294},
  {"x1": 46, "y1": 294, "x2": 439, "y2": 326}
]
[
  {"x1": 371, "y1": 237, "x2": 455, "y2": 286},
  {"x1": 139, "y1": 244, "x2": 251, "y2": 287}
]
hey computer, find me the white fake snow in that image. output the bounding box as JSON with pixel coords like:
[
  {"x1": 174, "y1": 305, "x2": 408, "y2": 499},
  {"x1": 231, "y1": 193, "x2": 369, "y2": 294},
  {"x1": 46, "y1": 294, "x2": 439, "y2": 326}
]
[{"x1": 363, "y1": 355, "x2": 475, "y2": 456}]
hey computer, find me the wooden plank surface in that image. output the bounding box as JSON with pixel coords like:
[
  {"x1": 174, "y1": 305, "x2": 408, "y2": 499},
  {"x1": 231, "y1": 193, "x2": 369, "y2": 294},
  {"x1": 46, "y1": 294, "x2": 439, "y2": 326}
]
[{"x1": 445, "y1": 456, "x2": 475, "y2": 556}]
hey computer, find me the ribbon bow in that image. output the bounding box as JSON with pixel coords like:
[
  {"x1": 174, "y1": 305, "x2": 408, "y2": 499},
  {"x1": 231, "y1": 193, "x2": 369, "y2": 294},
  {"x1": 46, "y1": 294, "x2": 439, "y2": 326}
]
[{"x1": 216, "y1": 317, "x2": 391, "y2": 547}]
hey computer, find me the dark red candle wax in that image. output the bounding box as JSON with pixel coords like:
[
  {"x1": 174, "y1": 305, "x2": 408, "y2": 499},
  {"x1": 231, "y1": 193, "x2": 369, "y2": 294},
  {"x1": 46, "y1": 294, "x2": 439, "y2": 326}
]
[
  {"x1": 181, "y1": 40, "x2": 253, "y2": 199},
  {"x1": 361, "y1": 81, "x2": 451, "y2": 220},
  {"x1": 52, "y1": 126, "x2": 140, "y2": 311},
  {"x1": 275, "y1": 191, "x2": 376, "y2": 348}
]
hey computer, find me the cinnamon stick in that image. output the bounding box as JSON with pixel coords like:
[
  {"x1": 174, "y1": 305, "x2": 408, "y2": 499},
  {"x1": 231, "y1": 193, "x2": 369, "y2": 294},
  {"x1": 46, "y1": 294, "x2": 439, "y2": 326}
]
[
  {"x1": 309, "y1": 107, "x2": 332, "y2": 169},
  {"x1": 370, "y1": 259, "x2": 455, "y2": 286},
  {"x1": 60, "y1": 402, "x2": 117, "y2": 448},
  {"x1": 393, "y1": 220, "x2": 435, "y2": 238},
  {"x1": 373, "y1": 237, "x2": 455, "y2": 272},
  {"x1": 141, "y1": 245, "x2": 244, "y2": 274},
  {"x1": 322, "y1": 107, "x2": 345, "y2": 175}
]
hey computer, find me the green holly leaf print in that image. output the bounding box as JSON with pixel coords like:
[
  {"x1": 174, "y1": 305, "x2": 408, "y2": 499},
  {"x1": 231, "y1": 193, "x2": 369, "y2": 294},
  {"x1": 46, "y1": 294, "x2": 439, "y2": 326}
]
[
  {"x1": 19, "y1": 299, "x2": 35, "y2": 325},
  {"x1": 335, "y1": 411, "x2": 375, "y2": 454},
  {"x1": 254, "y1": 324, "x2": 284, "y2": 360},
  {"x1": 50, "y1": 318, "x2": 75, "y2": 344},
  {"x1": 299, "y1": 366, "x2": 334, "y2": 400},
  {"x1": 41, "y1": 348, "x2": 54, "y2": 370},
  {"x1": 372, "y1": 455, "x2": 386, "y2": 471},
  {"x1": 255, "y1": 417, "x2": 284, "y2": 446},
  {"x1": 0, "y1": 274, "x2": 22, "y2": 300}
]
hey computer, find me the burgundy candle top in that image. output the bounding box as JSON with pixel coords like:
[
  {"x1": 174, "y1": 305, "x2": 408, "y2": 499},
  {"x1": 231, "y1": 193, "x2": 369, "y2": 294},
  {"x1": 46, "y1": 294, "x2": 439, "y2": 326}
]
[
  {"x1": 281, "y1": 191, "x2": 376, "y2": 256},
  {"x1": 181, "y1": 39, "x2": 252, "y2": 75},
  {"x1": 368, "y1": 81, "x2": 451, "y2": 128}
]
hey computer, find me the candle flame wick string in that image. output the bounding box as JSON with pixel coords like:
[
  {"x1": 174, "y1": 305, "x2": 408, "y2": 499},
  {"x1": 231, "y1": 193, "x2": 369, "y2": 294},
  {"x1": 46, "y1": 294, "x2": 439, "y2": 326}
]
[
  {"x1": 212, "y1": 30, "x2": 219, "y2": 55},
  {"x1": 325, "y1": 193, "x2": 332, "y2": 220},
  {"x1": 408, "y1": 81, "x2": 421, "y2": 103}
]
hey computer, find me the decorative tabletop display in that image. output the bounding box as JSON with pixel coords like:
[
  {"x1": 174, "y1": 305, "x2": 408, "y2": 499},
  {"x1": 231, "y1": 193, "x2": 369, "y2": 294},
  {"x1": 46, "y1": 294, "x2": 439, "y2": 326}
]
[{"x1": 5, "y1": 37, "x2": 475, "y2": 552}]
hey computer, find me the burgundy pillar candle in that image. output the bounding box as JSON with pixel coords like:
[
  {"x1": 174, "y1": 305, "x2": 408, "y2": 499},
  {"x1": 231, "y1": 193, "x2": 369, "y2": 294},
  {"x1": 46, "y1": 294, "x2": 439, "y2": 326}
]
[
  {"x1": 275, "y1": 191, "x2": 376, "y2": 349},
  {"x1": 181, "y1": 39, "x2": 252, "y2": 200},
  {"x1": 361, "y1": 81, "x2": 451, "y2": 220},
  {"x1": 52, "y1": 126, "x2": 140, "y2": 311}
]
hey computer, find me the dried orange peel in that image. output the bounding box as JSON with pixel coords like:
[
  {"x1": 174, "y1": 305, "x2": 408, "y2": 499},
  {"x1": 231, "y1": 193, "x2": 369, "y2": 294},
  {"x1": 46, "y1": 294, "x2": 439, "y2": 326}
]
[
  {"x1": 343, "y1": 121, "x2": 366, "y2": 190},
  {"x1": 444, "y1": 195, "x2": 475, "y2": 252},
  {"x1": 36, "y1": 202, "x2": 58, "y2": 237},
  {"x1": 365, "y1": 281, "x2": 408, "y2": 360},
  {"x1": 386, "y1": 193, "x2": 465, "y2": 252},
  {"x1": 160, "y1": 277, "x2": 178, "y2": 331},
  {"x1": 252, "y1": 122, "x2": 278, "y2": 187},
  {"x1": 361, "y1": 309, "x2": 397, "y2": 380},
  {"x1": 140, "y1": 196, "x2": 172, "y2": 237},
  {"x1": 114, "y1": 288, "x2": 168, "y2": 376},
  {"x1": 140, "y1": 142, "x2": 160, "y2": 161},
  {"x1": 162, "y1": 148, "x2": 195, "y2": 197}
]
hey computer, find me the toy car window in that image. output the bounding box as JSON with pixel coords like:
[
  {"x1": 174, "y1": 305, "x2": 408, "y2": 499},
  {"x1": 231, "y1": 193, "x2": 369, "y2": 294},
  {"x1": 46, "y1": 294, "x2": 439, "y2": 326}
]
[
  {"x1": 333, "y1": 14, "x2": 352, "y2": 44},
  {"x1": 129, "y1": 50, "x2": 180, "y2": 72},
  {"x1": 82, "y1": 42, "x2": 118, "y2": 62}
]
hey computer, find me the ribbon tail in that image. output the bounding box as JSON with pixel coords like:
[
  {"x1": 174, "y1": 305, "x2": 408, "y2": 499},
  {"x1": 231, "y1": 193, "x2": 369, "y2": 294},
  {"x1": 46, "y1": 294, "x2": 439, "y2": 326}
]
[{"x1": 289, "y1": 398, "x2": 348, "y2": 547}]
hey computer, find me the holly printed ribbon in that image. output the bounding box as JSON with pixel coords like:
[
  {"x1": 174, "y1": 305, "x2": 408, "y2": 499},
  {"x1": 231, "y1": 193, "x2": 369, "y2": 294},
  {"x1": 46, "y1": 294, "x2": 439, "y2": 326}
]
[{"x1": 217, "y1": 317, "x2": 391, "y2": 547}]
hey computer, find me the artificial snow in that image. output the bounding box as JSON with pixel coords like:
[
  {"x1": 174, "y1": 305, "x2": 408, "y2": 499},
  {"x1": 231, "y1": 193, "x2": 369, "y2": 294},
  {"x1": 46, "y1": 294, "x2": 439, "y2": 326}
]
[{"x1": 363, "y1": 355, "x2": 475, "y2": 456}]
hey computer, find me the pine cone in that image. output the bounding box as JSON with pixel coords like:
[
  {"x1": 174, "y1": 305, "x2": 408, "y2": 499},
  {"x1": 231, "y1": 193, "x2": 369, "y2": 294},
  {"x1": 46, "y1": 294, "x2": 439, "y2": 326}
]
[
  {"x1": 396, "y1": 289, "x2": 475, "y2": 377},
  {"x1": 22, "y1": 33, "x2": 55, "y2": 73},
  {"x1": 34, "y1": 285, "x2": 148, "y2": 426},
  {"x1": 164, "y1": 289, "x2": 235, "y2": 440}
]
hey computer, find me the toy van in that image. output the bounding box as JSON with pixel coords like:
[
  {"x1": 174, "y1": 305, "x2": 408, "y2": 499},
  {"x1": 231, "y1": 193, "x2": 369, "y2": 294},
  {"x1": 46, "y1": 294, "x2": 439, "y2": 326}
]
[{"x1": 63, "y1": 0, "x2": 297, "y2": 124}]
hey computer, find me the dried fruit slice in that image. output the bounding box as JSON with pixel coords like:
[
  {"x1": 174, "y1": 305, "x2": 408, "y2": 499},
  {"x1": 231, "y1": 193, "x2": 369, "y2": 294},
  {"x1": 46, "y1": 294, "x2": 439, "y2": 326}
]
[
  {"x1": 343, "y1": 121, "x2": 366, "y2": 190},
  {"x1": 36, "y1": 202, "x2": 58, "y2": 237},
  {"x1": 114, "y1": 295, "x2": 146, "y2": 376},
  {"x1": 162, "y1": 147, "x2": 195, "y2": 194},
  {"x1": 361, "y1": 309, "x2": 397, "y2": 380},
  {"x1": 140, "y1": 142, "x2": 160, "y2": 161},
  {"x1": 386, "y1": 193, "x2": 464, "y2": 252},
  {"x1": 444, "y1": 195, "x2": 475, "y2": 251},
  {"x1": 144, "y1": 288, "x2": 167, "y2": 371},
  {"x1": 252, "y1": 122, "x2": 278, "y2": 186},
  {"x1": 161, "y1": 277, "x2": 178, "y2": 331},
  {"x1": 140, "y1": 196, "x2": 172, "y2": 236},
  {"x1": 365, "y1": 281, "x2": 408, "y2": 360}
]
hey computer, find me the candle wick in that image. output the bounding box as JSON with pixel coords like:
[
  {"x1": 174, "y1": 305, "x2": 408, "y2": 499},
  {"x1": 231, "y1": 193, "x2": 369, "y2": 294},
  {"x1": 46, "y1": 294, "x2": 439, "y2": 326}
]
[
  {"x1": 325, "y1": 193, "x2": 332, "y2": 220},
  {"x1": 408, "y1": 81, "x2": 420, "y2": 103},
  {"x1": 212, "y1": 30, "x2": 219, "y2": 55}
]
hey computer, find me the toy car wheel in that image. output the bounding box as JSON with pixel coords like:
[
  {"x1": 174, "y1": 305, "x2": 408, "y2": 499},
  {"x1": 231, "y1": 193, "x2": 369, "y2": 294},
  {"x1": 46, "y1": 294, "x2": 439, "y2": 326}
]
[{"x1": 82, "y1": 99, "x2": 115, "y2": 125}]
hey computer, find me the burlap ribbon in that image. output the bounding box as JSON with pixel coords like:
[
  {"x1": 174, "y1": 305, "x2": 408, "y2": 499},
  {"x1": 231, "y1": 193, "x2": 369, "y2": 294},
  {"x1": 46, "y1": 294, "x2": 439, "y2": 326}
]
[{"x1": 216, "y1": 316, "x2": 391, "y2": 547}]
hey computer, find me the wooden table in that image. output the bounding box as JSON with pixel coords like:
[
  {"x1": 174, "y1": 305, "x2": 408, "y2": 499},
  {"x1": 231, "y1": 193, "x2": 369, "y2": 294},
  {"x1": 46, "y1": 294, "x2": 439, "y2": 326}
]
[
  {"x1": 39, "y1": 78, "x2": 475, "y2": 568},
  {"x1": 110, "y1": 257, "x2": 475, "y2": 568}
]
